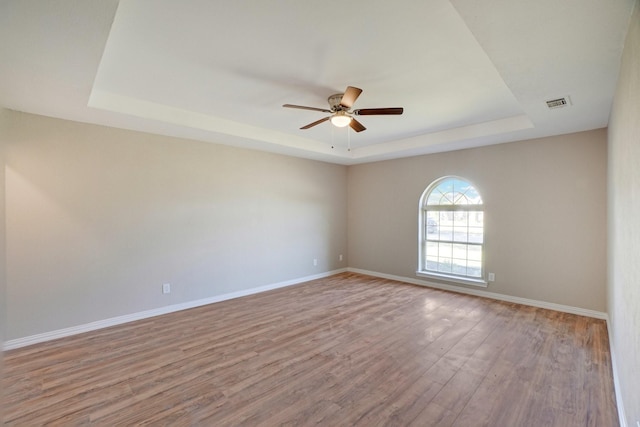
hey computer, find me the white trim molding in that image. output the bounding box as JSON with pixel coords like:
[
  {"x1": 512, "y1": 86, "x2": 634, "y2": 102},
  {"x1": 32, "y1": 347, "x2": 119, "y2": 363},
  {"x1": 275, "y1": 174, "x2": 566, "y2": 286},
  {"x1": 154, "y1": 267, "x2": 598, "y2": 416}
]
[
  {"x1": 348, "y1": 268, "x2": 608, "y2": 319},
  {"x1": 3, "y1": 268, "x2": 347, "y2": 351},
  {"x1": 416, "y1": 270, "x2": 488, "y2": 288}
]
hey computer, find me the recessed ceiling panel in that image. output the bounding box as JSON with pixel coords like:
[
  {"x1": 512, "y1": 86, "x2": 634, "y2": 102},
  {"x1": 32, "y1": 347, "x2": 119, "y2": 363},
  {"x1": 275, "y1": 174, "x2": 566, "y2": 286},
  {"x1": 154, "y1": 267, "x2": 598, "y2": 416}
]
[{"x1": 90, "y1": 0, "x2": 528, "y2": 157}]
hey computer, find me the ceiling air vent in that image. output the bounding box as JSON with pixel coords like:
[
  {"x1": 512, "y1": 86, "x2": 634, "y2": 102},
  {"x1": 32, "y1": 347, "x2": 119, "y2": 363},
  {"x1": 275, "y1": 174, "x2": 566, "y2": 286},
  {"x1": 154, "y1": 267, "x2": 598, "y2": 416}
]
[{"x1": 546, "y1": 96, "x2": 571, "y2": 109}]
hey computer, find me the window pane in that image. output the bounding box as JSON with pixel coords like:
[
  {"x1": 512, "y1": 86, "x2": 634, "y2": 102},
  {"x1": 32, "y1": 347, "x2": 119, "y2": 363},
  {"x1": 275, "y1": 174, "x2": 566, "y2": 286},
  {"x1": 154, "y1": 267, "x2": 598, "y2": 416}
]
[
  {"x1": 438, "y1": 242, "x2": 452, "y2": 256},
  {"x1": 426, "y1": 257, "x2": 439, "y2": 271},
  {"x1": 426, "y1": 241, "x2": 438, "y2": 256},
  {"x1": 438, "y1": 211, "x2": 453, "y2": 241},
  {"x1": 426, "y1": 215, "x2": 439, "y2": 235},
  {"x1": 437, "y1": 257, "x2": 452, "y2": 273},
  {"x1": 452, "y1": 244, "x2": 467, "y2": 259},
  {"x1": 468, "y1": 245, "x2": 482, "y2": 261},
  {"x1": 469, "y1": 227, "x2": 483, "y2": 243},
  {"x1": 467, "y1": 260, "x2": 482, "y2": 277},
  {"x1": 462, "y1": 187, "x2": 481, "y2": 204},
  {"x1": 470, "y1": 211, "x2": 484, "y2": 226},
  {"x1": 454, "y1": 211, "x2": 468, "y2": 222},
  {"x1": 452, "y1": 260, "x2": 467, "y2": 275},
  {"x1": 426, "y1": 190, "x2": 447, "y2": 205},
  {"x1": 453, "y1": 226, "x2": 469, "y2": 242},
  {"x1": 439, "y1": 211, "x2": 451, "y2": 222}
]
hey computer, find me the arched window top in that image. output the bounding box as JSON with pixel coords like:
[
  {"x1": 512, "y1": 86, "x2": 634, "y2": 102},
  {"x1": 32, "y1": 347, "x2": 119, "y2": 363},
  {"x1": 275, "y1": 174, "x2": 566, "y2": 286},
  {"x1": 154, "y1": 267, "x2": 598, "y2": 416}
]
[{"x1": 424, "y1": 177, "x2": 482, "y2": 207}]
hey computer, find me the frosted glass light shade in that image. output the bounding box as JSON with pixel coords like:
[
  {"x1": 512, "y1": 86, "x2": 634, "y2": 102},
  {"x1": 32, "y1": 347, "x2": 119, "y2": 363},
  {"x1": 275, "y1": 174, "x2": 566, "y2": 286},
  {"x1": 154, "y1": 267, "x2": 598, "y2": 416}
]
[{"x1": 330, "y1": 112, "x2": 352, "y2": 128}]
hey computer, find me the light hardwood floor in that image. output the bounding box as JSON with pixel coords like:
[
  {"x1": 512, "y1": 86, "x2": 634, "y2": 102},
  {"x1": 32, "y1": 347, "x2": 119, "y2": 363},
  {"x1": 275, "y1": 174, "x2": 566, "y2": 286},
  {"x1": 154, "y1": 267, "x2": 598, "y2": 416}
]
[{"x1": 3, "y1": 273, "x2": 618, "y2": 426}]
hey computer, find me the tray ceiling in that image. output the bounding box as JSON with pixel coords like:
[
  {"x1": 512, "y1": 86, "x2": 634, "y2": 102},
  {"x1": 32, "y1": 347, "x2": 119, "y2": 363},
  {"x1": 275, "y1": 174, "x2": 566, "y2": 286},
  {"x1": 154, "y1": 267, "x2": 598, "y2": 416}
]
[{"x1": 0, "y1": 0, "x2": 635, "y2": 164}]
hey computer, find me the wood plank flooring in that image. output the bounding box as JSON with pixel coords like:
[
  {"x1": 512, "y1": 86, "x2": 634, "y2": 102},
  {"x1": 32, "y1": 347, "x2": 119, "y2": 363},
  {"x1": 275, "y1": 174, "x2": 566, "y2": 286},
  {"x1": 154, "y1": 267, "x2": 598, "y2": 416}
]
[{"x1": 2, "y1": 273, "x2": 619, "y2": 426}]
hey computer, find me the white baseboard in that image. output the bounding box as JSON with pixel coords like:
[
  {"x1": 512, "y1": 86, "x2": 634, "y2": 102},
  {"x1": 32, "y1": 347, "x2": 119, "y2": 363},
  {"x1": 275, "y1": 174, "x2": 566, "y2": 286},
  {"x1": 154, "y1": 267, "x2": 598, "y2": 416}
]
[
  {"x1": 3, "y1": 268, "x2": 347, "y2": 351},
  {"x1": 347, "y1": 268, "x2": 608, "y2": 319}
]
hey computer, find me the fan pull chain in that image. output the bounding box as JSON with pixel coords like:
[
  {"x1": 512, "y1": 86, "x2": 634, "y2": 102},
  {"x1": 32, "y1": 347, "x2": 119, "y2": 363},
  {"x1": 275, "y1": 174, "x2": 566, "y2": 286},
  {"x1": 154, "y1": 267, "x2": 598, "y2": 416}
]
[
  {"x1": 331, "y1": 124, "x2": 335, "y2": 149},
  {"x1": 348, "y1": 127, "x2": 351, "y2": 152}
]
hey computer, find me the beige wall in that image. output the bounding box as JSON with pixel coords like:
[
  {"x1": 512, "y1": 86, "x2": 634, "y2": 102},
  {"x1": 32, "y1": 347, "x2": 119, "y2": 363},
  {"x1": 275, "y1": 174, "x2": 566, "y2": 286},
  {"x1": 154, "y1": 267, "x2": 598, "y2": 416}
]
[
  {"x1": 348, "y1": 129, "x2": 607, "y2": 312},
  {"x1": 608, "y1": 1, "x2": 640, "y2": 424},
  {"x1": 5, "y1": 111, "x2": 347, "y2": 340},
  {"x1": 4, "y1": 111, "x2": 612, "y2": 359}
]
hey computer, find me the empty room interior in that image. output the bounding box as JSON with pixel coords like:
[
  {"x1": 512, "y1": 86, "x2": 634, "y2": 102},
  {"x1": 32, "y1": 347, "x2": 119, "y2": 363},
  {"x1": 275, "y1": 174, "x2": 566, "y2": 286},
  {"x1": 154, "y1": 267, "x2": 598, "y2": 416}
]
[{"x1": 1, "y1": 1, "x2": 639, "y2": 426}]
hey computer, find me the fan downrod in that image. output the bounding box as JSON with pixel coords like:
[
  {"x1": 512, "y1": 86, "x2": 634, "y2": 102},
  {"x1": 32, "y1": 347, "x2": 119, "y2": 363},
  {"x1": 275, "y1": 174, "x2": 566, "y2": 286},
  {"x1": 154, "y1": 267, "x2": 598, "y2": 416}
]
[{"x1": 328, "y1": 93, "x2": 346, "y2": 111}]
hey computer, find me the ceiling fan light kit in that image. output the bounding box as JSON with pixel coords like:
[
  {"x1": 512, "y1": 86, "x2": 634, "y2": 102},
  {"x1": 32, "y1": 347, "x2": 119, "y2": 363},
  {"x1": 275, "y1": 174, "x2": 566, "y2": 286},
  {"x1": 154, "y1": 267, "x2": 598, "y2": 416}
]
[
  {"x1": 283, "y1": 86, "x2": 403, "y2": 133},
  {"x1": 330, "y1": 111, "x2": 352, "y2": 127}
]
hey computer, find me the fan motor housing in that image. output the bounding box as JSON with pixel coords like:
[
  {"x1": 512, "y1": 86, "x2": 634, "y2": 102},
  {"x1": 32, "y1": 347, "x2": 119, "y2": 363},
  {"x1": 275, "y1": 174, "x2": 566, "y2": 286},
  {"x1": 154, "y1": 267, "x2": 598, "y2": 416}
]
[{"x1": 328, "y1": 93, "x2": 346, "y2": 111}]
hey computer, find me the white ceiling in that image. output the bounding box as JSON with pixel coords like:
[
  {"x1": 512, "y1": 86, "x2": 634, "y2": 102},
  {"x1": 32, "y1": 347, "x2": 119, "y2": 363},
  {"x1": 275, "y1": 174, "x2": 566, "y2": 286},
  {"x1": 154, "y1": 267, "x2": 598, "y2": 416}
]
[{"x1": 0, "y1": 0, "x2": 635, "y2": 165}]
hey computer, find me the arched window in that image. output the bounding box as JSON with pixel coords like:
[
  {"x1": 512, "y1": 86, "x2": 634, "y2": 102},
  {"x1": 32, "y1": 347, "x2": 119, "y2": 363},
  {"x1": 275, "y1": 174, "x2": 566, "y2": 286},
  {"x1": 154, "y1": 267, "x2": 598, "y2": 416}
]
[{"x1": 418, "y1": 176, "x2": 485, "y2": 284}]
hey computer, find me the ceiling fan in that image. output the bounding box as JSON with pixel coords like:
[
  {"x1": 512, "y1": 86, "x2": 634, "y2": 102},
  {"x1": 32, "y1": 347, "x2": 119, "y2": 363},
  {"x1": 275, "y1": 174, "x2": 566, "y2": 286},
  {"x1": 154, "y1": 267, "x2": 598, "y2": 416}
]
[{"x1": 283, "y1": 86, "x2": 403, "y2": 133}]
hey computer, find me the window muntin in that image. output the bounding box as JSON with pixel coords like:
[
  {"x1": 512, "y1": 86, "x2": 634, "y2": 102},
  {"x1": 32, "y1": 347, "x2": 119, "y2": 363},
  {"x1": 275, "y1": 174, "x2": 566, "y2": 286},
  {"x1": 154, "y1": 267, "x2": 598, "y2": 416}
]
[{"x1": 420, "y1": 177, "x2": 485, "y2": 281}]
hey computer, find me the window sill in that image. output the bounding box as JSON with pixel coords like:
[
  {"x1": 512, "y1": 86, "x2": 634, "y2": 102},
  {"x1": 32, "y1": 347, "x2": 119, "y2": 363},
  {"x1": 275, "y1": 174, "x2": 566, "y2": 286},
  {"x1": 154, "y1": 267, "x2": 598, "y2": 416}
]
[{"x1": 415, "y1": 271, "x2": 488, "y2": 288}]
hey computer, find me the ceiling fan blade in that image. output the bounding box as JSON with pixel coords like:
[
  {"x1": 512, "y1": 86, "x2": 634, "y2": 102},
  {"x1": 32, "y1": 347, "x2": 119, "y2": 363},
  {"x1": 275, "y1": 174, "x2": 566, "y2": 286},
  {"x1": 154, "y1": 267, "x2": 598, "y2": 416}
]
[
  {"x1": 300, "y1": 116, "x2": 330, "y2": 129},
  {"x1": 283, "y1": 104, "x2": 332, "y2": 113},
  {"x1": 340, "y1": 86, "x2": 363, "y2": 109},
  {"x1": 354, "y1": 107, "x2": 404, "y2": 116},
  {"x1": 349, "y1": 118, "x2": 366, "y2": 132}
]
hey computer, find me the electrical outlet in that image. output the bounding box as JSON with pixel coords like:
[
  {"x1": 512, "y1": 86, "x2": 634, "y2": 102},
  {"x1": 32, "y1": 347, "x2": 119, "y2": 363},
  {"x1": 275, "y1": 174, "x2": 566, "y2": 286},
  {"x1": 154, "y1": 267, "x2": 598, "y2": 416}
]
[
  {"x1": 313, "y1": 259, "x2": 318, "y2": 266},
  {"x1": 339, "y1": 254, "x2": 343, "y2": 261},
  {"x1": 162, "y1": 283, "x2": 171, "y2": 294},
  {"x1": 488, "y1": 273, "x2": 495, "y2": 282}
]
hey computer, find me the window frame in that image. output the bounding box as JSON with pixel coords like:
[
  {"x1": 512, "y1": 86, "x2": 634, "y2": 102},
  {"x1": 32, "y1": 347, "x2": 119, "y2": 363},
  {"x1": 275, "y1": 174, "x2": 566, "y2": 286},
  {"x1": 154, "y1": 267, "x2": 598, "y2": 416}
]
[{"x1": 416, "y1": 176, "x2": 487, "y2": 287}]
